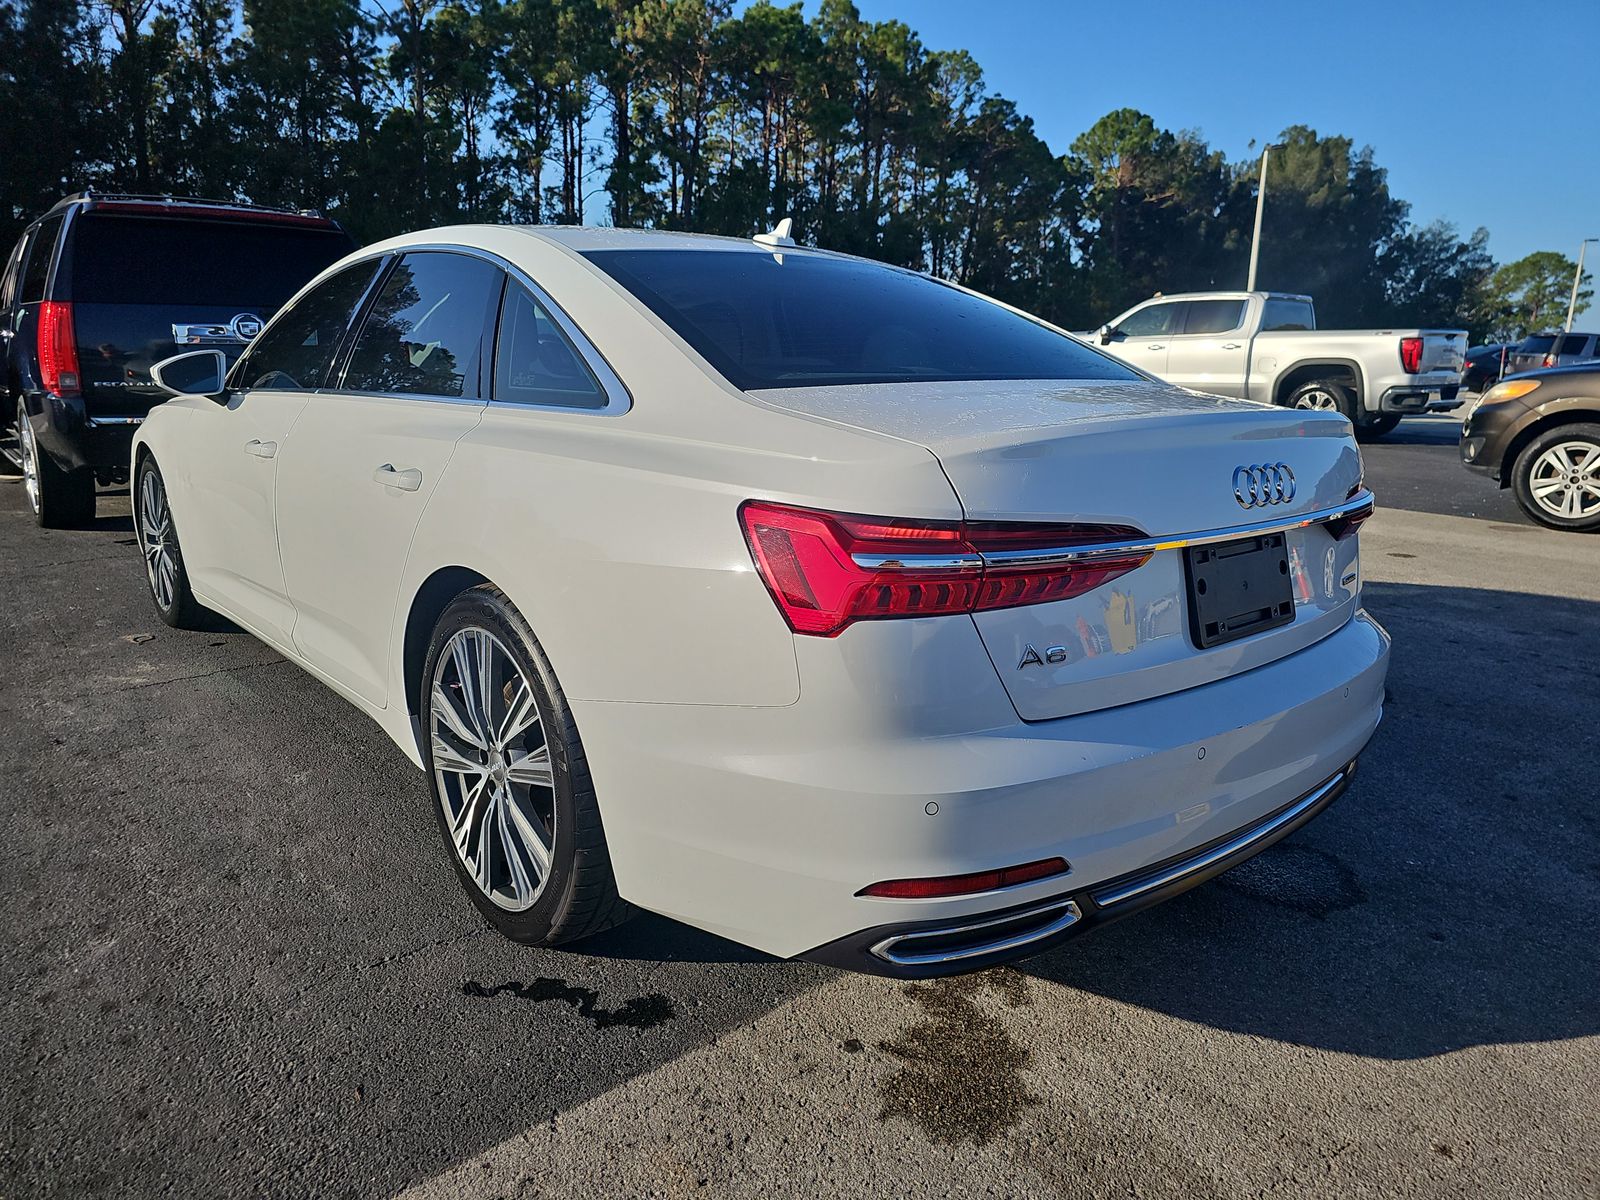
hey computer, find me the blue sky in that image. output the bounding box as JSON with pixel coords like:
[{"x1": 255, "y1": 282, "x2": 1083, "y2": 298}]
[{"x1": 806, "y1": 0, "x2": 1599, "y2": 266}]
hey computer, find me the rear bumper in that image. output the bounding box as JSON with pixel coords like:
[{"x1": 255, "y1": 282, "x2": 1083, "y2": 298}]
[
  {"x1": 1380, "y1": 384, "x2": 1461, "y2": 413},
  {"x1": 572, "y1": 610, "x2": 1390, "y2": 965},
  {"x1": 24, "y1": 391, "x2": 142, "y2": 475},
  {"x1": 804, "y1": 762, "x2": 1356, "y2": 977}
]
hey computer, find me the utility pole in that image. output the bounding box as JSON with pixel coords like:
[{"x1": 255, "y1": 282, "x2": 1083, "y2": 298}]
[
  {"x1": 1246, "y1": 143, "x2": 1280, "y2": 292},
  {"x1": 1565, "y1": 237, "x2": 1597, "y2": 331}
]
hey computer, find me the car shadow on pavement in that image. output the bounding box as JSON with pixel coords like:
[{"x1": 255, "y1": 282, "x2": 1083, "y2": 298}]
[{"x1": 1021, "y1": 580, "x2": 1600, "y2": 1059}]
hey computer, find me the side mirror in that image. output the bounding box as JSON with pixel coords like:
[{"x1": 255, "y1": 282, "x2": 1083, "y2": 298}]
[
  {"x1": 1098, "y1": 324, "x2": 1117, "y2": 345},
  {"x1": 151, "y1": 349, "x2": 228, "y2": 401}
]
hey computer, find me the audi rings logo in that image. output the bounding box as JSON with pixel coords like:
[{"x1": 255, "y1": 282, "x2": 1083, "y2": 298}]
[
  {"x1": 1232, "y1": 462, "x2": 1297, "y2": 509},
  {"x1": 229, "y1": 313, "x2": 265, "y2": 341}
]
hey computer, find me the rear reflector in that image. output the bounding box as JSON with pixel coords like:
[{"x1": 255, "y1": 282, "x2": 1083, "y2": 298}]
[
  {"x1": 37, "y1": 302, "x2": 81, "y2": 397},
  {"x1": 1399, "y1": 336, "x2": 1423, "y2": 374},
  {"x1": 859, "y1": 857, "x2": 1070, "y2": 899},
  {"x1": 739, "y1": 501, "x2": 1149, "y2": 637}
]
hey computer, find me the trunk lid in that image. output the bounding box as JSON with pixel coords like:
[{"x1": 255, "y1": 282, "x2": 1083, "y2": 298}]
[{"x1": 751, "y1": 379, "x2": 1365, "y2": 720}]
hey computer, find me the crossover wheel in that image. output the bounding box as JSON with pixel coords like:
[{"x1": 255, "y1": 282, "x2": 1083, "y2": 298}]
[
  {"x1": 17, "y1": 400, "x2": 94, "y2": 528},
  {"x1": 1511, "y1": 424, "x2": 1600, "y2": 532},
  {"x1": 422, "y1": 584, "x2": 630, "y2": 944},
  {"x1": 134, "y1": 457, "x2": 206, "y2": 626}
]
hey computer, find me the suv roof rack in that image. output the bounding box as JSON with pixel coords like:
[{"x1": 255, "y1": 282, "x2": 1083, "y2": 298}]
[{"x1": 49, "y1": 189, "x2": 336, "y2": 226}]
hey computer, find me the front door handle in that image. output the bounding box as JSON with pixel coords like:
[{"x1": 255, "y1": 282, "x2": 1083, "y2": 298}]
[
  {"x1": 245, "y1": 439, "x2": 277, "y2": 459},
  {"x1": 373, "y1": 464, "x2": 423, "y2": 492},
  {"x1": 1146, "y1": 344, "x2": 1166, "y2": 351},
  {"x1": 1221, "y1": 343, "x2": 1242, "y2": 350}
]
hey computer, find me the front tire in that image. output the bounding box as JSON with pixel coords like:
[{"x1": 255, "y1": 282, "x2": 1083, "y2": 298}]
[
  {"x1": 134, "y1": 457, "x2": 207, "y2": 627},
  {"x1": 1510, "y1": 424, "x2": 1600, "y2": 532},
  {"x1": 18, "y1": 400, "x2": 94, "y2": 528},
  {"x1": 421, "y1": 584, "x2": 630, "y2": 945}
]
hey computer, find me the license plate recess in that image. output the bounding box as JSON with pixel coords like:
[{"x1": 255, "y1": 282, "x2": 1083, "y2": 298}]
[{"x1": 1184, "y1": 533, "x2": 1295, "y2": 649}]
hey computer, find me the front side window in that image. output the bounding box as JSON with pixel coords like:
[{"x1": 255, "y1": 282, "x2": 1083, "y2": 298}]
[
  {"x1": 494, "y1": 282, "x2": 605, "y2": 408},
  {"x1": 1261, "y1": 298, "x2": 1315, "y2": 332},
  {"x1": 342, "y1": 251, "x2": 501, "y2": 399},
  {"x1": 1117, "y1": 302, "x2": 1182, "y2": 338},
  {"x1": 20, "y1": 215, "x2": 63, "y2": 303},
  {"x1": 584, "y1": 249, "x2": 1136, "y2": 390},
  {"x1": 238, "y1": 259, "x2": 383, "y2": 391},
  {"x1": 1181, "y1": 299, "x2": 1246, "y2": 336}
]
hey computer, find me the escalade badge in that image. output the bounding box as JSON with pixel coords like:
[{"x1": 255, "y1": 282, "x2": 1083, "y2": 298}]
[
  {"x1": 1232, "y1": 462, "x2": 1296, "y2": 509},
  {"x1": 230, "y1": 313, "x2": 265, "y2": 340}
]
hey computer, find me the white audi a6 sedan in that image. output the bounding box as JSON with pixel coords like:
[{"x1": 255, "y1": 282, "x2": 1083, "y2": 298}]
[{"x1": 133, "y1": 225, "x2": 1388, "y2": 977}]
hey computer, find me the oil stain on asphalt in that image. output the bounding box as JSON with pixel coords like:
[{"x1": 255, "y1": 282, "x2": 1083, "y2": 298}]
[
  {"x1": 875, "y1": 969, "x2": 1039, "y2": 1144},
  {"x1": 1217, "y1": 843, "x2": 1367, "y2": 918},
  {"x1": 462, "y1": 978, "x2": 676, "y2": 1030}
]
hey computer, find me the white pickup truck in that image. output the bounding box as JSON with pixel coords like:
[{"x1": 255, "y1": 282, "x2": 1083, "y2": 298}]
[{"x1": 1090, "y1": 291, "x2": 1466, "y2": 441}]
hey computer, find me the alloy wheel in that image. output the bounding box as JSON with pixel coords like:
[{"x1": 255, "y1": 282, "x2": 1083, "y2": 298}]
[
  {"x1": 429, "y1": 627, "x2": 556, "y2": 912},
  {"x1": 137, "y1": 469, "x2": 179, "y2": 611},
  {"x1": 18, "y1": 406, "x2": 40, "y2": 515},
  {"x1": 1528, "y1": 441, "x2": 1600, "y2": 522},
  {"x1": 1293, "y1": 389, "x2": 1340, "y2": 411}
]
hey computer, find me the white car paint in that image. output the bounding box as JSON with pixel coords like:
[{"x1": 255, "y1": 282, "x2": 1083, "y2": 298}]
[{"x1": 134, "y1": 225, "x2": 1388, "y2": 969}]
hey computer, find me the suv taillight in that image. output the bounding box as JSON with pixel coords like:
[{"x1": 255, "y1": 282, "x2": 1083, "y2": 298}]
[
  {"x1": 38, "y1": 302, "x2": 81, "y2": 397},
  {"x1": 739, "y1": 501, "x2": 1150, "y2": 637},
  {"x1": 1399, "y1": 336, "x2": 1423, "y2": 374}
]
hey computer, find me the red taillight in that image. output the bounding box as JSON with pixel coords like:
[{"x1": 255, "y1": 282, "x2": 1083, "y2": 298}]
[
  {"x1": 37, "y1": 302, "x2": 81, "y2": 397},
  {"x1": 859, "y1": 857, "x2": 1069, "y2": 899},
  {"x1": 739, "y1": 501, "x2": 1149, "y2": 637},
  {"x1": 1399, "y1": 336, "x2": 1423, "y2": 374},
  {"x1": 1327, "y1": 485, "x2": 1374, "y2": 541}
]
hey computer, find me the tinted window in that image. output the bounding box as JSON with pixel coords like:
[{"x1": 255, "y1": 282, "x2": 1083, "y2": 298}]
[
  {"x1": 585, "y1": 249, "x2": 1135, "y2": 390},
  {"x1": 1557, "y1": 334, "x2": 1594, "y2": 356},
  {"x1": 1261, "y1": 298, "x2": 1315, "y2": 332},
  {"x1": 0, "y1": 235, "x2": 25, "y2": 309},
  {"x1": 67, "y1": 215, "x2": 353, "y2": 310},
  {"x1": 1518, "y1": 335, "x2": 1556, "y2": 354},
  {"x1": 1181, "y1": 299, "x2": 1245, "y2": 335},
  {"x1": 239, "y1": 259, "x2": 382, "y2": 391},
  {"x1": 494, "y1": 282, "x2": 605, "y2": 408},
  {"x1": 1116, "y1": 302, "x2": 1182, "y2": 337},
  {"x1": 342, "y1": 252, "x2": 501, "y2": 399},
  {"x1": 20, "y1": 215, "x2": 63, "y2": 303}
]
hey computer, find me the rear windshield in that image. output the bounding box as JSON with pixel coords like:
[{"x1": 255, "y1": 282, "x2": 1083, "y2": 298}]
[
  {"x1": 67, "y1": 214, "x2": 355, "y2": 310},
  {"x1": 583, "y1": 248, "x2": 1137, "y2": 390},
  {"x1": 1518, "y1": 335, "x2": 1556, "y2": 353}
]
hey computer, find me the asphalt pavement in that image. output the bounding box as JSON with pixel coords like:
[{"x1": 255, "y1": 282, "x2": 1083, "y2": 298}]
[{"x1": 2, "y1": 412, "x2": 1596, "y2": 1198}]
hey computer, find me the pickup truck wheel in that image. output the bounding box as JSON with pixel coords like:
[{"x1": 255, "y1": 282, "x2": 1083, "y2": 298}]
[
  {"x1": 1355, "y1": 414, "x2": 1402, "y2": 442},
  {"x1": 1511, "y1": 424, "x2": 1600, "y2": 532},
  {"x1": 17, "y1": 399, "x2": 94, "y2": 528},
  {"x1": 1286, "y1": 380, "x2": 1355, "y2": 421}
]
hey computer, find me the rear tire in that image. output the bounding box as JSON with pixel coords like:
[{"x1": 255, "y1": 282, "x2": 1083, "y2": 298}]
[
  {"x1": 1510, "y1": 423, "x2": 1600, "y2": 532},
  {"x1": 18, "y1": 400, "x2": 94, "y2": 528},
  {"x1": 1355, "y1": 414, "x2": 1401, "y2": 442},
  {"x1": 1286, "y1": 379, "x2": 1356, "y2": 423},
  {"x1": 421, "y1": 584, "x2": 631, "y2": 945}
]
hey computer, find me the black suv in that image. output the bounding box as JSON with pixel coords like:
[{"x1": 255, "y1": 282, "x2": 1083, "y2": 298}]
[{"x1": 1, "y1": 192, "x2": 356, "y2": 525}]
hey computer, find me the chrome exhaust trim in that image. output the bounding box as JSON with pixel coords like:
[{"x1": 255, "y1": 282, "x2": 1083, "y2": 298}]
[{"x1": 868, "y1": 897, "x2": 1083, "y2": 967}]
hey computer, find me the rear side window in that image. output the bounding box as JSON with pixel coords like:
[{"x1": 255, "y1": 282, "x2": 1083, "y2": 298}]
[
  {"x1": 1557, "y1": 334, "x2": 1594, "y2": 356},
  {"x1": 0, "y1": 235, "x2": 25, "y2": 309},
  {"x1": 494, "y1": 282, "x2": 605, "y2": 408},
  {"x1": 1116, "y1": 302, "x2": 1182, "y2": 338},
  {"x1": 1519, "y1": 335, "x2": 1556, "y2": 354},
  {"x1": 239, "y1": 259, "x2": 383, "y2": 391},
  {"x1": 1181, "y1": 299, "x2": 1245, "y2": 335},
  {"x1": 1261, "y1": 298, "x2": 1315, "y2": 331},
  {"x1": 585, "y1": 249, "x2": 1136, "y2": 390},
  {"x1": 66, "y1": 214, "x2": 354, "y2": 311},
  {"x1": 342, "y1": 252, "x2": 502, "y2": 399},
  {"x1": 20, "y1": 215, "x2": 63, "y2": 303}
]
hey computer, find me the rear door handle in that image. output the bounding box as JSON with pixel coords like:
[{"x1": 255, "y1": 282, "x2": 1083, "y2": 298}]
[
  {"x1": 244, "y1": 439, "x2": 277, "y2": 459},
  {"x1": 1221, "y1": 343, "x2": 1242, "y2": 350},
  {"x1": 373, "y1": 464, "x2": 423, "y2": 492}
]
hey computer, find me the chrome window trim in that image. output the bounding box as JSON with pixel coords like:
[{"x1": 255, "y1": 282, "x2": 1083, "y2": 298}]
[
  {"x1": 868, "y1": 898, "x2": 1083, "y2": 967},
  {"x1": 322, "y1": 242, "x2": 631, "y2": 416},
  {"x1": 852, "y1": 490, "x2": 1374, "y2": 572},
  {"x1": 1090, "y1": 767, "x2": 1349, "y2": 908}
]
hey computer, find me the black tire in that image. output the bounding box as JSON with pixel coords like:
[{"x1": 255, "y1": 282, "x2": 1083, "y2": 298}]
[
  {"x1": 133, "y1": 456, "x2": 208, "y2": 627},
  {"x1": 1285, "y1": 379, "x2": 1357, "y2": 424},
  {"x1": 1510, "y1": 423, "x2": 1600, "y2": 533},
  {"x1": 18, "y1": 399, "x2": 94, "y2": 528},
  {"x1": 421, "y1": 584, "x2": 631, "y2": 945},
  {"x1": 1355, "y1": 414, "x2": 1402, "y2": 443}
]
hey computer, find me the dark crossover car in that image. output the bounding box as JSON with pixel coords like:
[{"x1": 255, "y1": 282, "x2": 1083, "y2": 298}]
[
  {"x1": 1460, "y1": 363, "x2": 1600, "y2": 531},
  {"x1": 1462, "y1": 343, "x2": 1513, "y2": 394},
  {"x1": 1507, "y1": 331, "x2": 1600, "y2": 376},
  {"x1": 1, "y1": 192, "x2": 356, "y2": 526}
]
